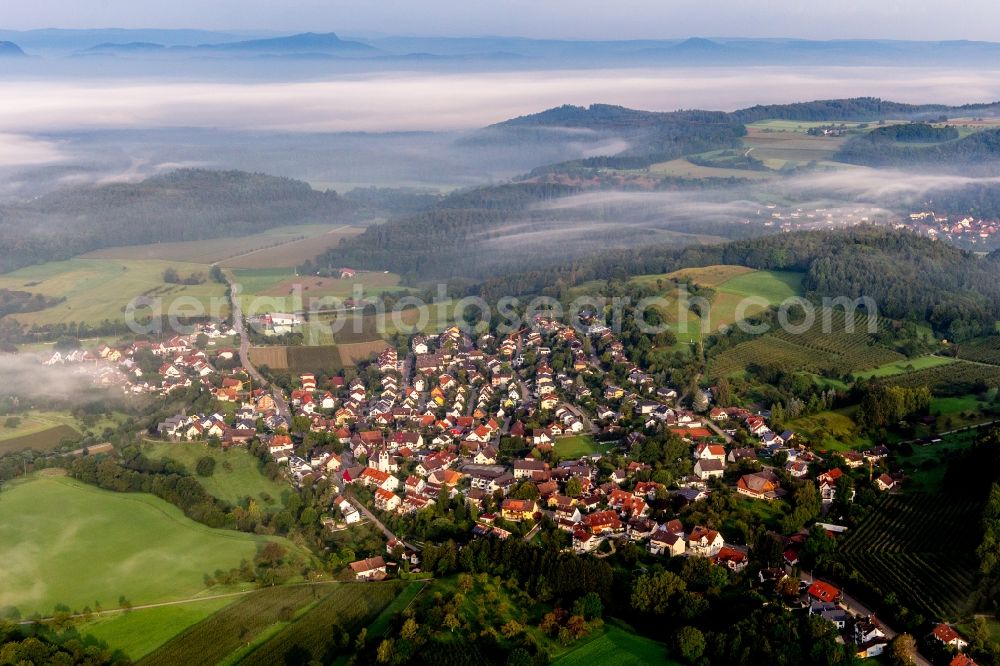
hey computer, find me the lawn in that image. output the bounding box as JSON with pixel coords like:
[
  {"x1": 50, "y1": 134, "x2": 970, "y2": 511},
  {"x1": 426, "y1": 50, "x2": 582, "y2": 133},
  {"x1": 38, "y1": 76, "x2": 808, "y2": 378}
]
[
  {"x1": 554, "y1": 435, "x2": 610, "y2": 458},
  {"x1": 853, "y1": 354, "x2": 956, "y2": 379},
  {"x1": 0, "y1": 258, "x2": 228, "y2": 327},
  {"x1": 77, "y1": 596, "x2": 237, "y2": 661},
  {"x1": 0, "y1": 474, "x2": 294, "y2": 616},
  {"x1": 649, "y1": 158, "x2": 775, "y2": 180},
  {"x1": 144, "y1": 442, "x2": 291, "y2": 511},
  {"x1": 552, "y1": 624, "x2": 678, "y2": 666}
]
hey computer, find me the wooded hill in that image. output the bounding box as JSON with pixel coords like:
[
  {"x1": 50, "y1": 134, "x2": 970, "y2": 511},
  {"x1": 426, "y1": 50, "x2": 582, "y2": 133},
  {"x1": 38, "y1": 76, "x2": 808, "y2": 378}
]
[{"x1": 0, "y1": 169, "x2": 358, "y2": 273}]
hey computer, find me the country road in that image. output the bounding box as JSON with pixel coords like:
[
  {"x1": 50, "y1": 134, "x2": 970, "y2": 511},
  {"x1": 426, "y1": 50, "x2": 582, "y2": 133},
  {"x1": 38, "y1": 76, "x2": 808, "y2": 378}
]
[{"x1": 224, "y1": 273, "x2": 291, "y2": 424}]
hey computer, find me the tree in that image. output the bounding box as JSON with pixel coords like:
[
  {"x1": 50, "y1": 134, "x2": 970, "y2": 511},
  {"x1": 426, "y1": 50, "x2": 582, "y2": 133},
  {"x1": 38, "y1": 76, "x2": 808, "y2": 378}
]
[
  {"x1": 631, "y1": 571, "x2": 686, "y2": 614},
  {"x1": 572, "y1": 591, "x2": 603, "y2": 620},
  {"x1": 888, "y1": 633, "x2": 916, "y2": 666},
  {"x1": 675, "y1": 625, "x2": 706, "y2": 664},
  {"x1": 443, "y1": 613, "x2": 461, "y2": 633},
  {"x1": 376, "y1": 639, "x2": 394, "y2": 664},
  {"x1": 565, "y1": 476, "x2": 583, "y2": 498},
  {"x1": 195, "y1": 456, "x2": 216, "y2": 477},
  {"x1": 400, "y1": 618, "x2": 419, "y2": 641}
]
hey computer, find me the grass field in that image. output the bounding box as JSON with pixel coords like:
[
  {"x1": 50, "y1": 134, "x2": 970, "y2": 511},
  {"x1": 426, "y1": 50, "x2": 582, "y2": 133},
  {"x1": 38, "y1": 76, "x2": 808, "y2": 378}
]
[
  {"x1": 0, "y1": 475, "x2": 292, "y2": 616},
  {"x1": 657, "y1": 265, "x2": 756, "y2": 288},
  {"x1": 83, "y1": 224, "x2": 365, "y2": 269},
  {"x1": 552, "y1": 624, "x2": 677, "y2": 666},
  {"x1": 853, "y1": 354, "x2": 957, "y2": 379},
  {"x1": 144, "y1": 442, "x2": 291, "y2": 511},
  {"x1": 234, "y1": 268, "x2": 402, "y2": 317},
  {"x1": 649, "y1": 158, "x2": 775, "y2": 180},
  {"x1": 0, "y1": 258, "x2": 228, "y2": 327},
  {"x1": 554, "y1": 435, "x2": 612, "y2": 458},
  {"x1": 894, "y1": 430, "x2": 977, "y2": 494},
  {"x1": 365, "y1": 581, "x2": 425, "y2": 639},
  {"x1": 79, "y1": 596, "x2": 236, "y2": 661}
]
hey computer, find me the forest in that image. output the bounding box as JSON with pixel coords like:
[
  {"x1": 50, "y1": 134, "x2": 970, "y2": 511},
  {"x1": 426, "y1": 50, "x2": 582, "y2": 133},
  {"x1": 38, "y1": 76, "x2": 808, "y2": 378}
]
[
  {"x1": 836, "y1": 127, "x2": 1000, "y2": 171},
  {"x1": 0, "y1": 169, "x2": 359, "y2": 273}
]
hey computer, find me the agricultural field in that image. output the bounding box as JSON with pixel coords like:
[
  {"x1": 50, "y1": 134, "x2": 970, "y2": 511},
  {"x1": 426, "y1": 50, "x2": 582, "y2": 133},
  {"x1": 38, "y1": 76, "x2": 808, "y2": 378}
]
[
  {"x1": 334, "y1": 340, "x2": 390, "y2": 367},
  {"x1": 234, "y1": 267, "x2": 403, "y2": 316},
  {"x1": 139, "y1": 584, "x2": 331, "y2": 666},
  {"x1": 838, "y1": 493, "x2": 983, "y2": 621},
  {"x1": 956, "y1": 336, "x2": 1000, "y2": 366},
  {"x1": 143, "y1": 442, "x2": 291, "y2": 511},
  {"x1": 852, "y1": 354, "x2": 956, "y2": 379},
  {"x1": 364, "y1": 581, "x2": 426, "y2": 640},
  {"x1": 0, "y1": 474, "x2": 295, "y2": 617},
  {"x1": 238, "y1": 582, "x2": 405, "y2": 665},
  {"x1": 0, "y1": 410, "x2": 123, "y2": 456},
  {"x1": 0, "y1": 258, "x2": 228, "y2": 327},
  {"x1": 885, "y1": 360, "x2": 1000, "y2": 395},
  {"x1": 84, "y1": 224, "x2": 365, "y2": 269},
  {"x1": 648, "y1": 157, "x2": 775, "y2": 180},
  {"x1": 78, "y1": 596, "x2": 237, "y2": 661},
  {"x1": 552, "y1": 625, "x2": 678, "y2": 666},
  {"x1": 710, "y1": 308, "x2": 905, "y2": 379},
  {"x1": 632, "y1": 268, "x2": 803, "y2": 351}
]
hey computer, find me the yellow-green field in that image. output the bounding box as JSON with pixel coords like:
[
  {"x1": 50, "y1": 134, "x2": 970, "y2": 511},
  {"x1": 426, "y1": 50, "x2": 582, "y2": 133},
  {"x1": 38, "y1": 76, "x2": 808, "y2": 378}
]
[
  {"x1": 234, "y1": 268, "x2": 404, "y2": 316},
  {"x1": 0, "y1": 410, "x2": 123, "y2": 455},
  {"x1": 0, "y1": 258, "x2": 228, "y2": 327},
  {"x1": 853, "y1": 354, "x2": 957, "y2": 379},
  {"x1": 0, "y1": 474, "x2": 302, "y2": 616},
  {"x1": 649, "y1": 158, "x2": 775, "y2": 180}
]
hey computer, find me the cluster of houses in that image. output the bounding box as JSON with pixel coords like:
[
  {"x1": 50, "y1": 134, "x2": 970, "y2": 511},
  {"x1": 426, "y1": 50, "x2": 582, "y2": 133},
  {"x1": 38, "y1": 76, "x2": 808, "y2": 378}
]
[
  {"x1": 908, "y1": 210, "x2": 999, "y2": 248},
  {"x1": 40, "y1": 321, "x2": 239, "y2": 397}
]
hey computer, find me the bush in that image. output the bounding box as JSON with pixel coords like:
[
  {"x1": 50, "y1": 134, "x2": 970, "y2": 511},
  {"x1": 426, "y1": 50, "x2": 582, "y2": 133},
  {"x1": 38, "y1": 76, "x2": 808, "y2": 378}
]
[{"x1": 196, "y1": 456, "x2": 217, "y2": 477}]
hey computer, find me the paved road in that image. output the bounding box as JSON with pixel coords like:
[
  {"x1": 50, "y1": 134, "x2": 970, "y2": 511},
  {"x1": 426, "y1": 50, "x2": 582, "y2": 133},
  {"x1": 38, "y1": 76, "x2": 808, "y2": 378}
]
[
  {"x1": 704, "y1": 419, "x2": 734, "y2": 444},
  {"x1": 225, "y1": 274, "x2": 291, "y2": 424}
]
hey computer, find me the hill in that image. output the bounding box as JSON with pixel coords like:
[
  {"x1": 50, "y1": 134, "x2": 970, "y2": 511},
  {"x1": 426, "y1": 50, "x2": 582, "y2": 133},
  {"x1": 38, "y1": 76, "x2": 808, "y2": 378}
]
[
  {"x1": 0, "y1": 41, "x2": 25, "y2": 57},
  {"x1": 837, "y1": 127, "x2": 1000, "y2": 172},
  {"x1": 0, "y1": 169, "x2": 358, "y2": 273},
  {"x1": 200, "y1": 31, "x2": 376, "y2": 54}
]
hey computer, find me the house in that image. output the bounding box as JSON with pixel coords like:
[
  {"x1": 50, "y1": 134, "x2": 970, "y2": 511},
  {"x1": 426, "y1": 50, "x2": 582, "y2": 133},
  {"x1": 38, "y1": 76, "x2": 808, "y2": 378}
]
[
  {"x1": 809, "y1": 602, "x2": 849, "y2": 629},
  {"x1": 582, "y1": 510, "x2": 623, "y2": 536},
  {"x1": 854, "y1": 616, "x2": 888, "y2": 658},
  {"x1": 688, "y1": 526, "x2": 724, "y2": 557},
  {"x1": 875, "y1": 474, "x2": 896, "y2": 492},
  {"x1": 736, "y1": 470, "x2": 782, "y2": 500},
  {"x1": 950, "y1": 656, "x2": 979, "y2": 666},
  {"x1": 349, "y1": 556, "x2": 387, "y2": 581},
  {"x1": 807, "y1": 580, "x2": 841, "y2": 604},
  {"x1": 649, "y1": 529, "x2": 686, "y2": 556},
  {"x1": 268, "y1": 434, "x2": 294, "y2": 463},
  {"x1": 931, "y1": 624, "x2": 968, "y2": 651},
  {"x1": 501, "y1": 499, "x2": 538, "y2": 522},
  {"x1": 693, "y1": 442, "x2": 727, "y2": 461},
  {"x1": 374, "y1": 488, "x2": 401, "y2": 512},
  {"x1": 713, "y1": 546, "x2": 748, "y2": 572},
  {"x1": 693, "y1": 458, "x2": 725, "y2": 481},
  {"x1": 572, "y1": 529, "x2": 601, "y2": 553}
]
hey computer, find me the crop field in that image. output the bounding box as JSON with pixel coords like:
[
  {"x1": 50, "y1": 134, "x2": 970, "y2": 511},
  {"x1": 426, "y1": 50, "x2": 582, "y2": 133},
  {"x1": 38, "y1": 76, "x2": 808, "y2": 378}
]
[
  {"x1": 0, "y1": 475, "x2": 289, "y2": 616},
  {"x1": 0, "y1": 258, "x2": 228, "y2": 327},
  {"x1": 711, "y1": 307, "x2": 905, "y2": 378},
  {"x1": 552, "y1": 625, "x2": 677, "y2": 666},
  {"x1": 335, "y1": 340, "x2": 390, "y2": 366},
  {"x1": 248, "y1": 345, "x2": 288, "y2": 369},
  {"x1": 885, "y1": 360, "x2": 1000, "y2": 395},
  {"x1": 84, "y1": 224, "x2": 365, "y2": 269},
  {"x1": 853, "y1": 354, "x2": 957, "y2": 379},
  {"x1": 144, "y1": 442, "x2": 291, "y2": 511},
  {"x1": 288, "y1": 345, "x2": 345, "y2": 372},
  {"x1": 838, "y1": 493, "x2": 983, "y2": 621},
  {"x1": 79, "y1": 596, "x2": 236, "y2": 661},
  {"x1": 239, "y1": 582, "x2": 405, "y2": 665},
  {"x1": 742, "y1": 126, "x2": 848, "y2": 164},
  {"x1": 139, "y1": 584, "x2": 330, "y2": 666},
  {"x1": 957, "y1": 337, "x2": 1000, "y2": 366},
  {"x1": 0, "y1": 410, "x2": 123, "y2": 455}
]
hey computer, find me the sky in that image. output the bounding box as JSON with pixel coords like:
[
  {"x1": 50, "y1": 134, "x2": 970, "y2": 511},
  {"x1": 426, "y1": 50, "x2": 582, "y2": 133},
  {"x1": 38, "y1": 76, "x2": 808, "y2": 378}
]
[{"x1": 1, "y1": 0, "x2": 998, "y2": 41}]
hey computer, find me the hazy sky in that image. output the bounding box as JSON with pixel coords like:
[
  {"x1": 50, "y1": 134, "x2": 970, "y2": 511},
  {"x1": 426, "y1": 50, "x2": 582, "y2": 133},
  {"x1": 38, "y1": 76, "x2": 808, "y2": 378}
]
[{"x1": 2, "y1": 0, "x2": 998, "y2": 41}]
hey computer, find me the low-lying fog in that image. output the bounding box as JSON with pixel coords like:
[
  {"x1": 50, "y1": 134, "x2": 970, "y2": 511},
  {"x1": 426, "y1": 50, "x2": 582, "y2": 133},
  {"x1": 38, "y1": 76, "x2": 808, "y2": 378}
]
[{"x1": 2, "y1": 65, "x2": 1000, "y2": 195}]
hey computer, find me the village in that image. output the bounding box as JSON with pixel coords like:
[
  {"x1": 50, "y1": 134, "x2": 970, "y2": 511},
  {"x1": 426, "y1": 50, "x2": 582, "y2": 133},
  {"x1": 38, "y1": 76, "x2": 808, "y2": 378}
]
[{"x1": 27, "y1": 305, "x2": 982, "y2": 666}]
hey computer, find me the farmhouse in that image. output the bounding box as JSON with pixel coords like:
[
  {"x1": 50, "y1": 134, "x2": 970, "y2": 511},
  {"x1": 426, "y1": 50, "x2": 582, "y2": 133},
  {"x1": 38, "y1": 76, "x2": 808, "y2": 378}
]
[
  {"x1": 349, "y1": 556, "x2": 387, "y2": 581},
  {"x1": 736, "y1": 470, "x2": 782, "y2": 500}
]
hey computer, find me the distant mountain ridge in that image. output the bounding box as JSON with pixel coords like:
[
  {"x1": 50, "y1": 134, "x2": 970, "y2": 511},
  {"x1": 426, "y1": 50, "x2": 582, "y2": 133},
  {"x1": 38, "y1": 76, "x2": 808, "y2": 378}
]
[
  {"x1": 84, "y1": 31, "x2": 377, "y2": 56},
  {"x1": 0, "y1": 41, "x2": 26, "y2": 57}
]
